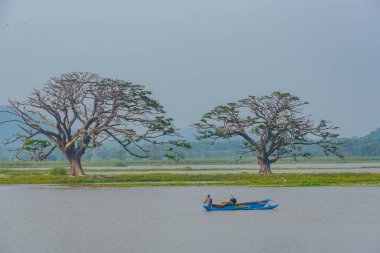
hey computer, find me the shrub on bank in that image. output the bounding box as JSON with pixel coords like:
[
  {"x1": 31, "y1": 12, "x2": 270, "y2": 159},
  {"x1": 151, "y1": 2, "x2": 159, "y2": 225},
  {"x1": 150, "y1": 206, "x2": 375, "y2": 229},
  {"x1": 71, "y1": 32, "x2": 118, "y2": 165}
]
[{"x1": 49, "y1": 166, "x2": 67, "y2": 176}]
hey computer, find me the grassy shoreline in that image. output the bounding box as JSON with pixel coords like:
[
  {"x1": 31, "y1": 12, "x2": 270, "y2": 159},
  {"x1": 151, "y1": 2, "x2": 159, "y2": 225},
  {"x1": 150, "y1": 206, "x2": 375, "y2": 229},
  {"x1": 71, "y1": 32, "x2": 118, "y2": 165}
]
[{"x1": 1, "y1": 169, "x2": 380, "y2": 187}]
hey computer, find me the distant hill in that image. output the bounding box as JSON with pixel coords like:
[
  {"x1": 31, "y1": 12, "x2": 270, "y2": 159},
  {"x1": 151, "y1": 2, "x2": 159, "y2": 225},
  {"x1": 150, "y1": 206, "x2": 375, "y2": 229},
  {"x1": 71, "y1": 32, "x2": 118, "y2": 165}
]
[
  {"x1": 175, "y1": 128, "x2": 198, "y2": 141},
  {"x1": 176, "y1": 128, "x2": 242, "y2": 142},
  {"x1": 366, "y1": 128, "x2": 380, "y2": 140}
]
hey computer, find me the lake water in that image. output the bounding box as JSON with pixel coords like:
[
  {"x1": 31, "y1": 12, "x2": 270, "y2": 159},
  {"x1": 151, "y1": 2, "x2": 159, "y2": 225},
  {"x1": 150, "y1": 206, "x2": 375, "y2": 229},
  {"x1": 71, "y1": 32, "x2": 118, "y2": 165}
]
[
  {"x1": 9, "y1": 162, "x2": 380, "y2": 175},
  {"x1": 107, "y1": 162, "x2": 380, "y2": 169},
  {"x1": 1, "y1": 186, "x2": 380, "y2": 253},
  {"x1": 86, "y1": 168, "x2": 380, "y2": 175},
  {"x1": 10, "y1": 162, "x2": 380, "y2": 171}
]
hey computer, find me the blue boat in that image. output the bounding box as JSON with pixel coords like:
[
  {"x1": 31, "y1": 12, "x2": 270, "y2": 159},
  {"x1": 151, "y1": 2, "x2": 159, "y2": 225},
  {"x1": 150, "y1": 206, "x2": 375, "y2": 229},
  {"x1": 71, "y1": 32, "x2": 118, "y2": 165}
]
[{"x1": 203, "y1": 199, "x2": 278, "y2": 211}]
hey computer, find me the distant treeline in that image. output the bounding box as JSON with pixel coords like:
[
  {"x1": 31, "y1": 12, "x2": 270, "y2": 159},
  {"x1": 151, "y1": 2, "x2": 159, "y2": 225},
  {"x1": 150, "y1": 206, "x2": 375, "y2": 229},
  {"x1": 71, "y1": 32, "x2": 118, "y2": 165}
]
[{"x1": 1, "y1": 128, "x2": 380, "y2": 161}]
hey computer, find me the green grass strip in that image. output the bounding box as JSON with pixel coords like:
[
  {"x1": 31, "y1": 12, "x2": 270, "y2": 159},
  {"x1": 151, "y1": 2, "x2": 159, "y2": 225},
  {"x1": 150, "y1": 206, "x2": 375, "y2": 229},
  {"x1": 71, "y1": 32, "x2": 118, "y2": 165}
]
[{"x1": 1, "y1": 169, "x2": 380, "y2": 187}]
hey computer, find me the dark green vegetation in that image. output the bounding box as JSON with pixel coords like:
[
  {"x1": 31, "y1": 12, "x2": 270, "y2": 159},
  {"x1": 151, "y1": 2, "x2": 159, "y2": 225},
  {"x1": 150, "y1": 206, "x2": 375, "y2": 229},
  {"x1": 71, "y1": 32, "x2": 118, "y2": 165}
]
[
  {"x1": 49, "y1": 166, "x2": 67, "y2": 176},
  {"x1": 2, "y1": 132, "x2": 380, "y2": 161},
  {"x1": 1, "y1": 169, "x2": 380, "y2": 187},
  {"x1": 2, "y1": 138, "x2": 380, "y2": 164},
  {"x1": 1, "y1": 109, "x2": 380, "y2": 163}
]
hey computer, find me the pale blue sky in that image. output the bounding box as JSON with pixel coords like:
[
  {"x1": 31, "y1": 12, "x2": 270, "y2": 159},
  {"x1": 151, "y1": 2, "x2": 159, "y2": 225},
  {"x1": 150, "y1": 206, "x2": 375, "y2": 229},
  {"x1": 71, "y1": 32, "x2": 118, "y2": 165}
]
[{"x1": 0, "y1": 0, "x2": 379, "y2": 137}]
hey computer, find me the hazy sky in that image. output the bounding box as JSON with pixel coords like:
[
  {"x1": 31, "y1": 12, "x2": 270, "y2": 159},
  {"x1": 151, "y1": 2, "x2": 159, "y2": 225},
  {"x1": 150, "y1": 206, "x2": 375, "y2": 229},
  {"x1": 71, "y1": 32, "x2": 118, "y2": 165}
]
[{"x1": 0, "y1": 0, "x2": 379, "y2": 137}]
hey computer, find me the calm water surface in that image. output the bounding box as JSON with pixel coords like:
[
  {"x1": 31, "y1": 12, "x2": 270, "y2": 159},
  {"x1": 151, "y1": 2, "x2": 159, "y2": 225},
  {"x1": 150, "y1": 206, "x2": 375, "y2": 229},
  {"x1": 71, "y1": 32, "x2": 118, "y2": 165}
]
[
  {"x1": 11, "y1": 162, "x2": 380, "y2": 171},
  {"x1": 86, "y1": 168, "x2": 380, "y2": 175},
  {"x1": 1, "y1": 186, "x2": 380, "y2": 253}
]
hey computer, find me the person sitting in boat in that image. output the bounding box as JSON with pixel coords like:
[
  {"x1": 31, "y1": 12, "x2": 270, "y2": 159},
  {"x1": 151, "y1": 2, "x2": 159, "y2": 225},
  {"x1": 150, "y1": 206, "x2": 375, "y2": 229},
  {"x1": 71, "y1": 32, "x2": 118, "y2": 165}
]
[
  {"x1": 220, "y1": 196, "x2": 237, "y2": 207},
  {"x1": 203, "y1": 195, "x2": 212, "y2": 206}
]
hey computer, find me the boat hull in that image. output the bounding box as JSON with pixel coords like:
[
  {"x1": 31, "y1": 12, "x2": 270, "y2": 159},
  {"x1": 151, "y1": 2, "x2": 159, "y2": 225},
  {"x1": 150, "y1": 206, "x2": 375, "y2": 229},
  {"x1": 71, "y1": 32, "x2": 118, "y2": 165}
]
[
  {"x1": 203, "y1": 204, "x2": 278, "y2": 211},
  {"x1": 242, "y1": 198, "x2": 270, "y2": 207},
  {"x1": 203, "y1": 199, "x2": 278, "y2": 211}
]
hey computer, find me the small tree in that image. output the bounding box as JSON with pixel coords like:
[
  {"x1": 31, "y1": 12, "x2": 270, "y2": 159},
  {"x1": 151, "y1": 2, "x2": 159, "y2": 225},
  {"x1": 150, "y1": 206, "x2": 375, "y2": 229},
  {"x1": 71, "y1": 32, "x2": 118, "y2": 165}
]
[
  {"x1": 194, "y1": 92, "x2": 342, "y2": 174},
  {"x1": 1, "y1": 72, "x2": 187, "y2": 176}
]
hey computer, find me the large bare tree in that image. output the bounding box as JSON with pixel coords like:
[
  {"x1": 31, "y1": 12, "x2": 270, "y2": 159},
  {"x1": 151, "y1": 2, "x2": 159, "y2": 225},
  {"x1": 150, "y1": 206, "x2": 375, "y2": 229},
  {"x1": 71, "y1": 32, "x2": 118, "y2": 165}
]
[
  {"x1": 1, "y1": 72, "x2": 187, "y2": 176},
  {"x1": 194, "y1": 92, "x2": 342, "y2": 174}
]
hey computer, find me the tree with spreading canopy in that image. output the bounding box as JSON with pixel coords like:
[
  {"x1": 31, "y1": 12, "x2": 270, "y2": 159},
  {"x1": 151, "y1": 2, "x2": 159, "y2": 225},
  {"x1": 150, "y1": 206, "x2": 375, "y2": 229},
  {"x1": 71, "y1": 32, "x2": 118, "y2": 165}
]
[
  {"x1": 0, "y1": 72, "x2": 188, "y2": 176},
  {"x1": 193, "y1": 91, "x2": 342, "y2": 174}
]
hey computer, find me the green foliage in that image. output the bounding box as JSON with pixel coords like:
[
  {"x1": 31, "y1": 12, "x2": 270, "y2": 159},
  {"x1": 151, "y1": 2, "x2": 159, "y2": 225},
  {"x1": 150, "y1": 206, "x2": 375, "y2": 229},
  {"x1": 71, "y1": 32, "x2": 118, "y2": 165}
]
[
  {"x1": 22, "y1": 139, "x2": 51, "y2": 153},
  {"x1": 23, "y1": 139, "x2": 51, "y2": 151},
  {"x1": 49, "y1": 166, "x2": 67, "y2": 176}
]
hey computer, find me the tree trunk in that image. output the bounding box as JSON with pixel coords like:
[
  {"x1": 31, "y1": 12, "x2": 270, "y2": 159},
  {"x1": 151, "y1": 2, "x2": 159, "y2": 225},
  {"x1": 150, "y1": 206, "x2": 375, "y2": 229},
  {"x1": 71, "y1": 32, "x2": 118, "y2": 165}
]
[
  {"x1": 258, "y1": 157, "x2": 272, "y2": 175},
  {"x1": 68, "y1": 157, "x2": 85, "y2": 176}
]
